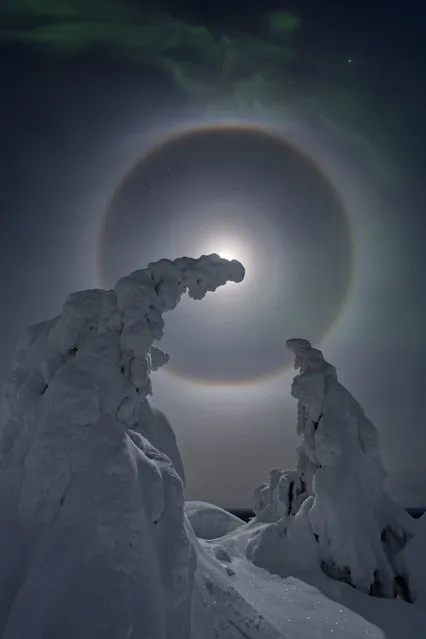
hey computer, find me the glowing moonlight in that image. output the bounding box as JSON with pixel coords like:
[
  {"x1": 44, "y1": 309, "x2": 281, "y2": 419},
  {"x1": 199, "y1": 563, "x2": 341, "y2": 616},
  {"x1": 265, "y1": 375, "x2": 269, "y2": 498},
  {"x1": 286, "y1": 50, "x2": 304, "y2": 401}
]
[{"x1": 203, "y1": 237, "x2": 250, "y2": 272}]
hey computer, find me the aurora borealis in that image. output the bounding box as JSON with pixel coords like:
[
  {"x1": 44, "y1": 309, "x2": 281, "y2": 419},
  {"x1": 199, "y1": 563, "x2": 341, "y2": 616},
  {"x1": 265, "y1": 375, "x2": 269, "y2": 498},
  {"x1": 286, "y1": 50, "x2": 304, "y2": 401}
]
[
  {"x1": 0, "y1": 1, "x2": 299, "y2": 106},
  {"x1": 0, "y1": 0, "x2": 398, "y2": 153}
]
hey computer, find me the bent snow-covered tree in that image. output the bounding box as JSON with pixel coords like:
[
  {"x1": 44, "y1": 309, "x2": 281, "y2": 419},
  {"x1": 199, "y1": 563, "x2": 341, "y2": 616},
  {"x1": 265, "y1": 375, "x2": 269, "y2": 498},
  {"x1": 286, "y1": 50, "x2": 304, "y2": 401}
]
[
  {"x1": 249, "y1": 338, "x2": 415, "y2": 601},
  {"x1": 0, "y1": 254, "x2": 244, "y2": 639}
]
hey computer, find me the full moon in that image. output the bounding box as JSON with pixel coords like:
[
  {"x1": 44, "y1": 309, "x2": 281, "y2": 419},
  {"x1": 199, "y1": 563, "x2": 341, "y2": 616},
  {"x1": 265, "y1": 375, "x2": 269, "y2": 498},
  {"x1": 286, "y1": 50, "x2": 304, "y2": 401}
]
[
  {"x1": 200, "y1": 234, "x2": 252, "y2": 280},
  {"x1": 215, "y1": 246, "x2": 242, "y2": 262}
]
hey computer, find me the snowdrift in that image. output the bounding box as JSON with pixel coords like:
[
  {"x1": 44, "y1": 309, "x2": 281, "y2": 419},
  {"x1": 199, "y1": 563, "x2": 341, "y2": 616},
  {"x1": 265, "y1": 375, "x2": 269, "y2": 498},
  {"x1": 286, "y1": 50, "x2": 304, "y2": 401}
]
[{"x1": 185, "y1": 500, "x2": 244, "y2": 540}]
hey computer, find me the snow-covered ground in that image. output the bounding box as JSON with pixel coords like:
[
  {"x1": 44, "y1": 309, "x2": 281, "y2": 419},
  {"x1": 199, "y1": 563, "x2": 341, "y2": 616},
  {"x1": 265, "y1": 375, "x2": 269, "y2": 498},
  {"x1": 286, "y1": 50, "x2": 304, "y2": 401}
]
[{"x1": 198, "y1": 516, "x2": 426, "y2": 639}]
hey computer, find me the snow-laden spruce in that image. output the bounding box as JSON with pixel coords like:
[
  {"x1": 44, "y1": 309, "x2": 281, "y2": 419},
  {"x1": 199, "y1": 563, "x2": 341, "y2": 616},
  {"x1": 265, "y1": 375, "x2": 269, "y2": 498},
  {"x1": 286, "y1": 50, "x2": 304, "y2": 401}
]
[
  {"x1": 248, "y1": 338, "x2": 416, "y2": 601},
  {"x1": 0, "y1": 254, "x2": 248, "y2": 639}
]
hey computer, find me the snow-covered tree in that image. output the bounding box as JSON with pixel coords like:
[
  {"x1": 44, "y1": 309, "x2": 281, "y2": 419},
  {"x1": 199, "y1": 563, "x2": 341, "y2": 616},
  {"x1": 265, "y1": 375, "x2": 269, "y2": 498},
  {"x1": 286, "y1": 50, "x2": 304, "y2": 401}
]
[
  {"x1": 0, "y1": 254, "x2": 245, "y2": 639},
  {"x1": 253, "y1": 468, "x2": 305, "y2": 522},
  {"x1": 248, "y1": 338, "x2": 416, "y2": 601}
]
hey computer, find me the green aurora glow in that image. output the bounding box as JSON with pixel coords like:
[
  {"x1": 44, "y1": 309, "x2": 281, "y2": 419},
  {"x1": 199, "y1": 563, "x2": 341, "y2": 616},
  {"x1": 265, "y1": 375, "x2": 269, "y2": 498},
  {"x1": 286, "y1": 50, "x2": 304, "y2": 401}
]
[{"x1": 0, "y1": 1, "x2": 398, "y2": 179}]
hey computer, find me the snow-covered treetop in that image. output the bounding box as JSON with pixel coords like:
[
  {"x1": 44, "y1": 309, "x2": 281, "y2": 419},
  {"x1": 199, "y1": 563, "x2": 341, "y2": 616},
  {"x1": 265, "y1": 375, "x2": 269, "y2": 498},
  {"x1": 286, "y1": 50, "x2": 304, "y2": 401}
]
[
  {"x1": 0, "y1": 254, "x2": 244, "y2": 455},
  {"x1": 115, "y1": 253, "x2": 244, "y2": 365},
  {"x1": 286, "y1": 338, "x2": 337, "y2": 378}
]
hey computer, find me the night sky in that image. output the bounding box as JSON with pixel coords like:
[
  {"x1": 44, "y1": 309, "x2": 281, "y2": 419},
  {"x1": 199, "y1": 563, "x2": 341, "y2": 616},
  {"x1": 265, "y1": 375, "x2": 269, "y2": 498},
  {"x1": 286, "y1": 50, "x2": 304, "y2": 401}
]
[{"x1": 1, "y1": 0, "x2": 426, "y2": 507}]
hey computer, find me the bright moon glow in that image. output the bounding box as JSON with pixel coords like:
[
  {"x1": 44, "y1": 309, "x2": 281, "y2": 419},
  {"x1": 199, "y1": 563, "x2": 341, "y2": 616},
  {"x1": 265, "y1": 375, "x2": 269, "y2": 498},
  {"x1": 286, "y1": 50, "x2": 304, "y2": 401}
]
[
  {"x1": 205, "y1": 238, "x2": 251, "y2": 286},
  {"x1": 202, "y1": 236, "x2": 249, "y2": 269},
  {"x1": 215, "y1": 245, "x2": 241, "y2": 262}
]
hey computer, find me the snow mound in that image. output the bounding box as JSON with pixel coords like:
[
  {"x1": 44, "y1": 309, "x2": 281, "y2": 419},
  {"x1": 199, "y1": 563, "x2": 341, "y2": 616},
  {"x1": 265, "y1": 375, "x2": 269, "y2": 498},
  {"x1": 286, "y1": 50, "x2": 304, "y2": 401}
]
[
  {"x1": 229, "y1": 556, "x2": 384, "y2": 639},
  {"x1": 247, "y1": 496, "x2": 321, "y2": 578},
  {"x1": 211, "y1": 512, "x2": 426, "y2": 639},
  {"x1": 203, "y1": 523, "x2": 385, "y2": 639},
  {"x1": 185, "y1": 501, "x2": 245, "y2": 540}
]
